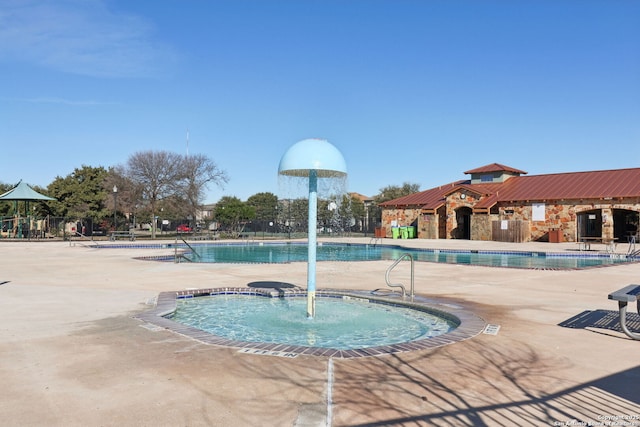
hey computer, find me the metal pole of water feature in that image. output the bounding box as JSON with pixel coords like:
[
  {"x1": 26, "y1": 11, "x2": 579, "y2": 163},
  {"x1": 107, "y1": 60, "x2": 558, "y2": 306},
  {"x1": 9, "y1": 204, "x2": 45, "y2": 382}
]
[
  {"x1": 278, "y1": 138, "x2": 347, "y2": 320},
  {"x1": 307, "y1": 169, "x2": 318, "y2": 318}
]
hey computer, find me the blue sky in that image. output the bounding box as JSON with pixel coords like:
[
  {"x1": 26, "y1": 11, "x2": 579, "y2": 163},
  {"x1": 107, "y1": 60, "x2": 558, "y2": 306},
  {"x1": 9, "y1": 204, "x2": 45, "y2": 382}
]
[{"x1": 1, "y1": 0, "x2": 639, "y2": 203}]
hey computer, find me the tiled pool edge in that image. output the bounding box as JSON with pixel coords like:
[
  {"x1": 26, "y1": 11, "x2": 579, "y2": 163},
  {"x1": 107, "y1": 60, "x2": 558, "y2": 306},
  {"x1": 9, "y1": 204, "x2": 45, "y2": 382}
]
[
  {"x1": 134, "y1": 287, "x2": 487, "y2": 359},
  {"x1": 91, "y1": 242, "x2": 640, "y2": 269}
]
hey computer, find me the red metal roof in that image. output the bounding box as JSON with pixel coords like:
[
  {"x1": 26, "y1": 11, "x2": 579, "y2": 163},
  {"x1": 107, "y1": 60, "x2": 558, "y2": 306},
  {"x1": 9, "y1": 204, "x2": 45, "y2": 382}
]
[
  {"x1": 473, "y1": 193, "x2": 498, "y2": 210},
  {"x1": 349, "y1": 192, "x2": 372, "y2": 202},
  {"x1": 379, "y1": 181, "x2": 466, "y2": 209},
  {"x1": 464, "y1": 163, "x2": 527, "y2": 175},
  {"x1": 495, "y1": 168, "x2": 640, "y2": 201},
  {"x1": 380, "y1": 167, "x2": 640, "y2": 208}
]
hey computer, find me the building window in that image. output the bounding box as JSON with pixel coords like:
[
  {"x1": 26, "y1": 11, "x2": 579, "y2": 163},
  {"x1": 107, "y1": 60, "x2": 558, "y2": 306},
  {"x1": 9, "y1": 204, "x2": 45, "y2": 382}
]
[{"x1": 480, "y1": 174, "x2": 493, "y2": 182}]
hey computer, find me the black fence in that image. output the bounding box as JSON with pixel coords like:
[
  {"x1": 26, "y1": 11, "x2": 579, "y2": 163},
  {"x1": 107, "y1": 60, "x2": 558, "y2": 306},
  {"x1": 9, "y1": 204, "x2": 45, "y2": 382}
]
[{"x1": 1, "y1": 207, "x2": 383, "y2": 241}]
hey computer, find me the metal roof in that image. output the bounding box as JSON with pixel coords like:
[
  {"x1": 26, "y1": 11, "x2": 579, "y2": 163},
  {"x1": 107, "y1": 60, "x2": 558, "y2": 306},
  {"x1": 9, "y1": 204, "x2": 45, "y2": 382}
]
[
  {"x1": 0, "y1": 180, "x2": 56, "y2": 201},
  {"x1": 380, "y1": 167, "x2": 640, "y2": 209},
  {"x1": 464, "y1": 163, "x2": 527, "y2": 175},
  {"x1": 379, "y1": 181, "x2": 466, "y2": 209},
  {"x1": 495, "y1": 168, "x2": 640, "y2": 201}
]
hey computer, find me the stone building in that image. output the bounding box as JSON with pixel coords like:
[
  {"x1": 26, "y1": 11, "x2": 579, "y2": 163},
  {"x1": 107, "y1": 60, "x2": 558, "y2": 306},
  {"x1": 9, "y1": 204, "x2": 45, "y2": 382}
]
[{"x1": 379, "y1": 163, "x2": 640, "y2": 243}]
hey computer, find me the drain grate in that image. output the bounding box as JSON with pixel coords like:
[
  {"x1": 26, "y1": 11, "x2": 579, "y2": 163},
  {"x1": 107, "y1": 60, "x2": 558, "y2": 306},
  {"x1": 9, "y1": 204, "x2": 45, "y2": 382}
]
[
  {"x1": 238, "y1": 348, "x2": 299, "y2": 358},
  {"x1": 483, "y1": 324, "x2": 501, "y2": 335},
  {"x1": 140, "y1": 323, "x2": 164, "y2": 332}
]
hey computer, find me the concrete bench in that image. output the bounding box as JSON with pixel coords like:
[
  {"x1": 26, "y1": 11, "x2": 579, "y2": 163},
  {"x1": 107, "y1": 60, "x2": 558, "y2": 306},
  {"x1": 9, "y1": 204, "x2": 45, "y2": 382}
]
[
  {"x1": 608, "y1": 284, "x2": 640, "y2": 340},
  {"x1": 109, "y1": 231, "x2": 136, "y2": 241}
]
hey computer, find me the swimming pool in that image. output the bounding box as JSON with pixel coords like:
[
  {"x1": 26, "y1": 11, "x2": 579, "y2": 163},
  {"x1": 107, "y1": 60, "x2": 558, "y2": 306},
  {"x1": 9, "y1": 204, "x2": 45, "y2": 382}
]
[{"x1": 172, "y1": 242, "x2": 632, "y2": 269}]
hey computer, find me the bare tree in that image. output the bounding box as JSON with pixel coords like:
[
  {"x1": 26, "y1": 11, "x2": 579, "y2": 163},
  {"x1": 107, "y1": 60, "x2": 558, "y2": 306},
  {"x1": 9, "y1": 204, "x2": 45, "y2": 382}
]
[
  {"x1": 180, "y1": 153, "x2": 229, "y2": 222},
  {"x1": 125, "y1": 150, "x2": 184, "y2": 238},
  {"x1": 105, "y1": 166, "x2": 146, "y2": 229},
  {"x1": 123, "y1": 150, "x2": 228, "y2": 238}
]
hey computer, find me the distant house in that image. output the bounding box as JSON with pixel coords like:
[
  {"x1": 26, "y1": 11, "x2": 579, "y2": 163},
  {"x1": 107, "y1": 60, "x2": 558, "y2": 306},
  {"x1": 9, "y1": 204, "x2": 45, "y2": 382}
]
[
  {"x1": 349, "y1": 192, "x2": 375, "y2": 232},
  {"x1": 379, "y1": 163, "x2": 640, "y2": 243},
  {"x1": 197, "y1": 203, "x2": 218, "y2": 230}
]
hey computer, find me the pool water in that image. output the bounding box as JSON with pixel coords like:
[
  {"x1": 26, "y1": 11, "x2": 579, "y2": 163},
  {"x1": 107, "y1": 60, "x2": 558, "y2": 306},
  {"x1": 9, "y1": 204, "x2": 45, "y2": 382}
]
[
  {"x1": 182, "y1": 242, "x2": 631, "y2": 269},
  {"x1": 171, "y1": 294, "x2": 456, "y2": 350}
]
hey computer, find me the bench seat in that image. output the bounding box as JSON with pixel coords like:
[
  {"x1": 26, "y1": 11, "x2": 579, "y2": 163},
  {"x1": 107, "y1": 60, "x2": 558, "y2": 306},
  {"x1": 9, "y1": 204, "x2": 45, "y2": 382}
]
[
  {"x1": 110, "y1": 231, "x2": 136, "y2": 241},
  {"x1": 608, "y1": 284, "x2": 640, "y2": 340},
  {"x1": 578, "y1": 237, "x2": 618, "y2": 252}
]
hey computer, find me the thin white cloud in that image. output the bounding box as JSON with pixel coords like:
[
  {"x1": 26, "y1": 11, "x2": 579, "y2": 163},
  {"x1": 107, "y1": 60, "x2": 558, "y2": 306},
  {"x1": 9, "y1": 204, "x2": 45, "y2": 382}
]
[{"x1": 0, "y1": 0, "x2": 177, "y2": 78}]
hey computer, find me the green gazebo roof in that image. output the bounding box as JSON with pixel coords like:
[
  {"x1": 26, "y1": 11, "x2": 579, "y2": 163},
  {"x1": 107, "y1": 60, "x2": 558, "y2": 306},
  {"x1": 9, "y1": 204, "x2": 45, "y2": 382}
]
[{"x1": 0, "y1": 181, "x2": 56, "y2": 201}]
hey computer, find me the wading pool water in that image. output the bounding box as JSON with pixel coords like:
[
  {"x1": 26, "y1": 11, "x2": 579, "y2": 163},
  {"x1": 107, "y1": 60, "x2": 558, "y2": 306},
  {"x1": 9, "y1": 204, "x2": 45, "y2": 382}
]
[
  {"x1": 133, "y1": 287, "x2": 489, "y2": 357},
  {"x1": 171, "y1": 293, "x2": 456, "y2": 350}
]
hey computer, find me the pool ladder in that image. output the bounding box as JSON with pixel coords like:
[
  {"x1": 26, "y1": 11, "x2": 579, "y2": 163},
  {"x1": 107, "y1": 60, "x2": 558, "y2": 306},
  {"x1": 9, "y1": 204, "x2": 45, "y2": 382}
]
[
  {"x1": 69, "y1": 230, "x2": 99, "y2": 247},
  {"x1": 369, "y1": 237, "x2": 382, "y2": 246},
  {"x1": 384, "y1": 253, "x2": 415, "y2": 300},
  {"x1": 629, "y1": 249, "x2": 640, "y2": 258},
  {"x1": 175, "y1": 236, "x2": 201, "y2": 263}
]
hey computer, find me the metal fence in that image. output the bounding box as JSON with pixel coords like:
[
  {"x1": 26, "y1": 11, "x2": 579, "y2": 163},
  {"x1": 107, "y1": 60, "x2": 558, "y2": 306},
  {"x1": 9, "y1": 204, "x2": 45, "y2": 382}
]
[{"x1": 0, "y1": 216, "x2": 93, "y2": 240}]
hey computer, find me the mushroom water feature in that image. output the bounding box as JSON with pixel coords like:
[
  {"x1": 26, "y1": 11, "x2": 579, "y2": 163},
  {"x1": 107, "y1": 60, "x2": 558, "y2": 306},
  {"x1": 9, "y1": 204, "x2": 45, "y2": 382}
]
[{"x1": 278, "y1": 138, "x2": 347, "y2": 318}]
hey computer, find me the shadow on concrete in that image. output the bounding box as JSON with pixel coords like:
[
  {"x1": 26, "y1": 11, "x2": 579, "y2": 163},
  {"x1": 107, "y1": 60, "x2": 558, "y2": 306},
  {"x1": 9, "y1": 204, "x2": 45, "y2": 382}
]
[
  {"x1": 330, "y1": 340, "x2": 640, "y2": 426},
  {"x1": 591, "y1": 366, "x2": 640, "y2": 404},
  {"x1": 347, "y1": 366, "x2": 640, "y2": 426},
  {"x1": 558, "y1": 309, "x2": 640, "y2": 336}
]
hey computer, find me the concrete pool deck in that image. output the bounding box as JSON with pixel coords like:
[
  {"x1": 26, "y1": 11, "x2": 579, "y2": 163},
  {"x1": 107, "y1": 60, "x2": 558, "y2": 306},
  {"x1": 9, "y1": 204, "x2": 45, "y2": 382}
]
[{"x1": 0, "y1": 238, "x2": 638, "y2": 426}]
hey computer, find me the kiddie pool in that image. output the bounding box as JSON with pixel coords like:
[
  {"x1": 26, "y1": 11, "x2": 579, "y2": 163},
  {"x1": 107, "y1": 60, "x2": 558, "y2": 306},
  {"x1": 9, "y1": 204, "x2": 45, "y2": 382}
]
[{"x1": 135, "y1": 287, "x2": 487, "y2": 359}]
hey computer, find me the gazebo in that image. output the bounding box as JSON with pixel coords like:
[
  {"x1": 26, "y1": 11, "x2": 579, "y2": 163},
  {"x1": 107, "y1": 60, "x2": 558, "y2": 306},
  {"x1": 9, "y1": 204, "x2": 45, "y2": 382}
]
[{"x1": 0, "y1": 180, "x2": 56, "y2": 238}]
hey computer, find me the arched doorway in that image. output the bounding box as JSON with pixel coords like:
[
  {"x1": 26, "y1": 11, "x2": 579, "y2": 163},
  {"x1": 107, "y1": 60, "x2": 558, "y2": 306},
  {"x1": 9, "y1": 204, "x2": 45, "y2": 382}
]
[
  {"x1": 613, "y1": 209, "x2": 639, "y2": 242},
  {"x1": 455, "y1": 207, "x2": 472, "y2": 240}
]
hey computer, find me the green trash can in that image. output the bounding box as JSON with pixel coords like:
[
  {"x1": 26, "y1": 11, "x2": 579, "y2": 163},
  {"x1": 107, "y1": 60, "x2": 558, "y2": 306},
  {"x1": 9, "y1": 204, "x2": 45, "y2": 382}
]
[
  {"x1": 391, "y1": 227, "x2": 400, "y2": 239},
  {"x1": 400, "y1": 226, "x2": 408, "y2": 239},
  {"x1": 407, "y1": 226, "x2": 416, "y2": 239}
]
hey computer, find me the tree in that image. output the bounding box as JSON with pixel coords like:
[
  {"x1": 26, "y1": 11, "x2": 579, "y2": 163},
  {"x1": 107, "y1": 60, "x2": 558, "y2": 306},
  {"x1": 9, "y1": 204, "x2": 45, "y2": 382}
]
[
  {"x1": 0, "y1": 181, "x2": 16, "y2": 217},
  {"x1": 318, "y1": 199, "x2": 332, "y2": 232},
  {"x1": 369, "y1": 182, "x2": 420, "y2": 230},
  {"x1": 320, "y1": 194, "x2": 365, "y2": 235},
  {"x1": 104, "y1": 166, "x2": 147, "y2": 230},
  {"x1": 289, "y1": 198, "x2": 309, "y2": 233},
  {"x1": 47, "y1": 166, "x2": 109, "y2": 227},
  {"x1": 338, "y1": 194, "x2": 365, "y2": 233},
  {"x1": 275, "y1": 198, "x2": 309, "y2": 236},
  {"x1": 214, "y1": 196, "x2": 255, "y2": 237},
  {"x1": 374, "y1": 182, "x2": 421, "y2": 204},
  {"x1": 247, "y1": 192, "x2": 278, "y2": 232},
  {"x1": 348, "y1": 194, "x2": 366, "y2": 225},
  {"x1": 180, "y1": 153, "x2": 229, "y2": 222},
  {"x1": 122, "y1": 150, "x2": 227, "y2": 238}
]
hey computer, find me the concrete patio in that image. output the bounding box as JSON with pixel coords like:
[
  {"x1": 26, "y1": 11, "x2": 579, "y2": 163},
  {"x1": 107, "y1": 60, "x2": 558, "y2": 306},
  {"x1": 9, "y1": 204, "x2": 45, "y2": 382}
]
[{"x1": 0, "y1": 238, "x2": 638, "y2": 426}]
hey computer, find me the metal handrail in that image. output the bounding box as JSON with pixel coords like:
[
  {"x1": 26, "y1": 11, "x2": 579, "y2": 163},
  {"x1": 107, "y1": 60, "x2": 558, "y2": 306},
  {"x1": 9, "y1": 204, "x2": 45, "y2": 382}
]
[
  {"x1": 70, "y1": 231, "x2": 98, "y2": 247},
  {"x1": 628, "y1": 249, "x2": 640, "y2": 258},
  {"x1": 627, "y1": 235, "x2": 637, "y2": 255},
  {"x1": 176, "y1": 236, "x2": 201, "y2": 263},
  {"x1": 369, "y1": 237, "x2": 381, "y2": 246},
  {"x1": 384, "y1": 253, "x2": 414, "y2": 300}
]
